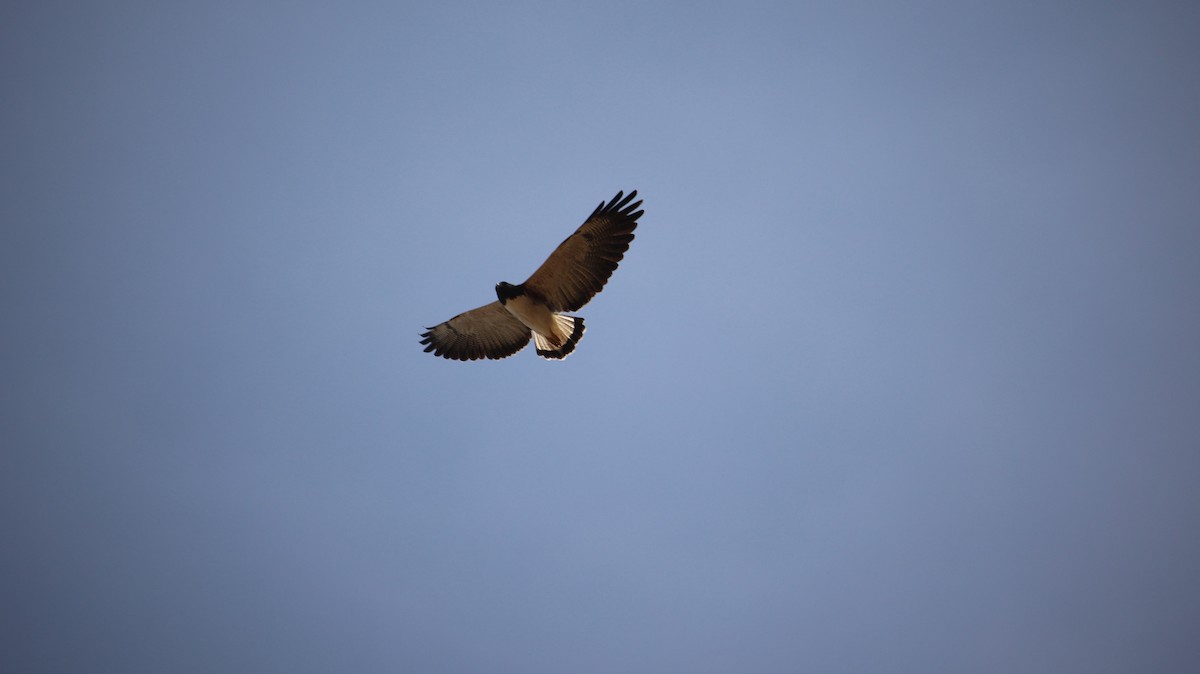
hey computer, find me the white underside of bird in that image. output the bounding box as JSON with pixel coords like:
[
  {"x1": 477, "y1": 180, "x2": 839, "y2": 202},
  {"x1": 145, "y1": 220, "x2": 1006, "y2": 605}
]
[{"x1": 502, "y1": 294, "x2": 584, "y2": 353}]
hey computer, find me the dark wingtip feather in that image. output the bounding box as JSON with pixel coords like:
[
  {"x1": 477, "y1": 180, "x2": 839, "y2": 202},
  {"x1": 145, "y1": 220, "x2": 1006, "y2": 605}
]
[{"x1": 590, "y1": 190, "x2": 641, "y2": 219}]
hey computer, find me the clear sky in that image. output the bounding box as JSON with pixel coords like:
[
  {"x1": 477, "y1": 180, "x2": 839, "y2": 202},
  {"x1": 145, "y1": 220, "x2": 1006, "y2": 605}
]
[{"x1": 3, "y1": 1, "x2": 1199, "y2": 672}]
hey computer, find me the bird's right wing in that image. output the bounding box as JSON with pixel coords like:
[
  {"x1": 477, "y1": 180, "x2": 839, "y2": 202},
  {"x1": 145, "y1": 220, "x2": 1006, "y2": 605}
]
[{"x1": 420, "y1": 301, "x2": 532, "y2": 361}]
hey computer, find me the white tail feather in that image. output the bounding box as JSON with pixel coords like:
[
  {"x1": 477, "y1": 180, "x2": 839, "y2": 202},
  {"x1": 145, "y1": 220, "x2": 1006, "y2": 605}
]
[{"x1": 534, "y1": 314, "x2": 585, "y2": 360}]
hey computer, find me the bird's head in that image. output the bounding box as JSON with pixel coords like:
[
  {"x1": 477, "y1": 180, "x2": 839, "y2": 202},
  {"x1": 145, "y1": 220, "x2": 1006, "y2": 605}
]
[{"x1": 495, "y1": 281, "x2": 523, "y2": 304}]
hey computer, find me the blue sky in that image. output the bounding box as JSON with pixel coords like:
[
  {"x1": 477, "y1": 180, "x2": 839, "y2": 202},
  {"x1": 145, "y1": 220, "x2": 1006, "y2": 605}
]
[{"x1": 3, "y1": 2, "x2": 1199, "y2": 672}]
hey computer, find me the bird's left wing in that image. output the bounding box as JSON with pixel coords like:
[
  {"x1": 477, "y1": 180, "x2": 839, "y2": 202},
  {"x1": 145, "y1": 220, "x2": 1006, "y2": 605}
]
[
  {"x1": 523, "y1": 190, "x2": 643, "y2": 312},
  {"x1": 420, "y1": 301, "x2": 532, "y2": 360}
]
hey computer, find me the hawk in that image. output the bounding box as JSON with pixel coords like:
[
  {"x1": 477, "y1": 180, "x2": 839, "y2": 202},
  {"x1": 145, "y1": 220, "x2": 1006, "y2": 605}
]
[{"x1": 420, "y1": 190, "x2": 643, "y2": 361}]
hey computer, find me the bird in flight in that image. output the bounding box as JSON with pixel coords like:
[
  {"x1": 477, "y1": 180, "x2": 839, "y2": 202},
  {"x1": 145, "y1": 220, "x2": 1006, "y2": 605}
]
[{"x1": 420, "y1": 190, "x2": 644, "y2": 361}]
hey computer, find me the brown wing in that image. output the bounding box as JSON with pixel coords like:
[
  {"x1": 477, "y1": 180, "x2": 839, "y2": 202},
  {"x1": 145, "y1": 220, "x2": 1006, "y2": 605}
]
[
  {"x1": 420, "y1": 301, "x2": 531, "y2": 360},
  {"x1": 523, "y1": 190, "x2": 643, "y2": 312}
]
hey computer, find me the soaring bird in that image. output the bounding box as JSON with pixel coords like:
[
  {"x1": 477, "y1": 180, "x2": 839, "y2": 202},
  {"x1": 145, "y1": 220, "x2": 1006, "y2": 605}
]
[{"x1": 420, "y1": 190, "x2": 643, "y2": 361}]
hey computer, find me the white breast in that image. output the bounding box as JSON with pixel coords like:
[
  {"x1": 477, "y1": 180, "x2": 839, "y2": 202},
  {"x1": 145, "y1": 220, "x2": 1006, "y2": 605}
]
[{"x1": 503, "y1": 295, "x2": 557, "y2": 338}]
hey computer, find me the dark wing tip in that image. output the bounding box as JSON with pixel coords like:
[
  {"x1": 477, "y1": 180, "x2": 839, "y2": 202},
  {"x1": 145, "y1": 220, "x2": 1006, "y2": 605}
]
[
  {"x1": 591, "y1": 189, "x2": 640, "y2": 218},
  {"x1": 613, "y1": 190, "x2": 637, "y2": 211},
  {"x1": 420, "y1": 329, "x2": 448, "y2": 356}
]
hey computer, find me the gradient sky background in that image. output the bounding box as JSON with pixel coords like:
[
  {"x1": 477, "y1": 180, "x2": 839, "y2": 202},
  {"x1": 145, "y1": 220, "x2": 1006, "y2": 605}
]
[{"x1": 3, "y1": 2, "x2": 1199, "y2": 672}]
